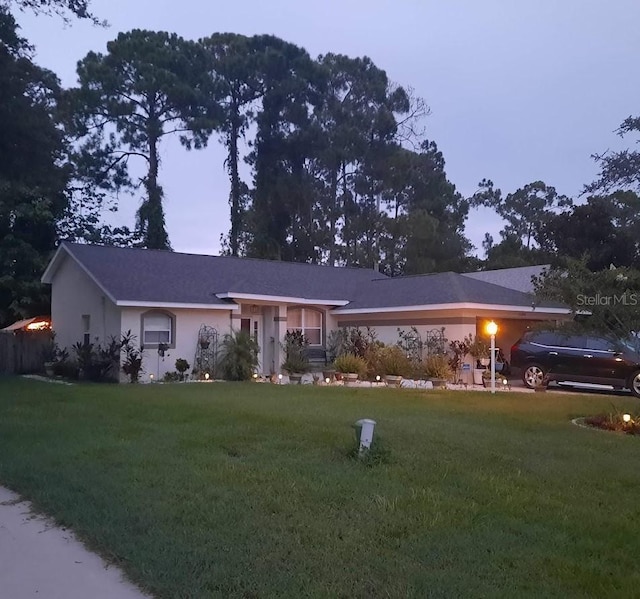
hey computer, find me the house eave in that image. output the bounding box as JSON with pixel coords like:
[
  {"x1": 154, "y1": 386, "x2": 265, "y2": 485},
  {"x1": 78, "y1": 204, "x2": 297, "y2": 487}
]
[
  {"x1": 41, "y1": 243, "x2": 118, "y2": 304},
  {"x1": 332, "y1": 302, "x2": 571, "y2": 315},
  {"x1": 215, "y1": 292, "x2": 350, "y2": 307},
  {"x1": 116, "y1": 300, "x2": 239, "y2": 310}
]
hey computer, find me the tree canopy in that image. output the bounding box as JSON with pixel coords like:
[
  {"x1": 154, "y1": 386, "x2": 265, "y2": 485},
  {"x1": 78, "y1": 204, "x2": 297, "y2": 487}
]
[
  {"x1": 3, "y1": 0, "x2": 101, "y2": 23},
  {"x1": 3, "y1": 14, "x2": 640, "y2": 327},
  {"x1": 0, "y1": 6, "x2": 68, "y2": 325},
  {"x1": 66, "y1": 29, "x2": 213, "y2": 249}
]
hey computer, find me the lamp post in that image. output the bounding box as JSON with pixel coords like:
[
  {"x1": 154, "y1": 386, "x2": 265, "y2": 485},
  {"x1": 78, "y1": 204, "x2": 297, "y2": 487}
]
[{"x1": 485, "y1": 321, "x2": 498, "y2": 394}]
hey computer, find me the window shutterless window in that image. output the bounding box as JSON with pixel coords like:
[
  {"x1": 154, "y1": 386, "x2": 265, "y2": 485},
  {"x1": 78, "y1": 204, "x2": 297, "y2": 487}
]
[
  {"x1": 81, "y1": 314, "x2": 90, "y2": 345},
  {"x1": 287, "y1": 308, "x2": 322, "y2": 346},
  {"x1": 142, "y1": 312, "x2": 173, "y2": 346}
]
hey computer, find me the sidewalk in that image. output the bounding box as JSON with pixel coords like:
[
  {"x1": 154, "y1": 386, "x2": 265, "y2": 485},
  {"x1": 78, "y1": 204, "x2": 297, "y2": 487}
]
[{"x1": 0, "y1": 486, "x2": 150, "y2": 599}]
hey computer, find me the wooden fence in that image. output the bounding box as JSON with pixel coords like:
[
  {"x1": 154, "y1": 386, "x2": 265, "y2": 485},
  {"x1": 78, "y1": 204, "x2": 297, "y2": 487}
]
[{"x1": 0, "y1": 331, "x2": 53, "y2": 375}]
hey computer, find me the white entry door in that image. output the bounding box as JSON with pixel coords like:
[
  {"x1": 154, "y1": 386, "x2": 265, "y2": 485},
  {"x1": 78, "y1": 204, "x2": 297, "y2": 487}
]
[{"x1": 240, "y1": 317, "x2": 261, "y2": 371}]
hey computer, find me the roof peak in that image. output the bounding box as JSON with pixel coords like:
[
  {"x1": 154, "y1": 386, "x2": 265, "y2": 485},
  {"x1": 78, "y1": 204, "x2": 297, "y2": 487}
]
[{"x1": 61, "y1": 242, "x2": 387, "y2": 276}]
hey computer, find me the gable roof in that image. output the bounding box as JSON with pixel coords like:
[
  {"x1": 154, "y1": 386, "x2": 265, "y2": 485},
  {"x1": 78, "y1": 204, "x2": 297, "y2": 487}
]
[
  {"x1": 42, "y1": 243, "x2": 568, "y2": 314},
  {"x1": 42, "y1": 243, "x2": 387, "y2": 307},
  {"x1": 461, "y1": 265, "x2": 549, "y2": 294}
]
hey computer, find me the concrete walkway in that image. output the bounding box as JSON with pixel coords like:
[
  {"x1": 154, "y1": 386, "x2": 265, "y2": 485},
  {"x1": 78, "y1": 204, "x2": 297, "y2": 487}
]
[{"x1": 0, "y1": 487, "x2": 150, "y2": 599}]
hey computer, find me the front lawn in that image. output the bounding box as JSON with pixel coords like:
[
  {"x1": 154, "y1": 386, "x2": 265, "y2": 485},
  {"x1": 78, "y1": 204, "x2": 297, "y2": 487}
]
[{"x1": 0, "y1": 378, "x2": 639, "y2": 598}]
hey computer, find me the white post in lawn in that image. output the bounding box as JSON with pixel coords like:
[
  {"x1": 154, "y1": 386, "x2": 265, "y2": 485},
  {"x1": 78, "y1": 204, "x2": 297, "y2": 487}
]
[
  {"x1": 355, "y1": 419, "x2": 376, "y2": 454},
  {"x1": 486, "y1": 321, "x2": 498, "y2": 395}
]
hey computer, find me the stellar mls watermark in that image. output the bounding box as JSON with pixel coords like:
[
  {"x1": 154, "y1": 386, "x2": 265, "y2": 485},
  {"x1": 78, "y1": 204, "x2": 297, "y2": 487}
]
[{"x1": 577, "y1": 293, "x2": 639, "y2": 306}]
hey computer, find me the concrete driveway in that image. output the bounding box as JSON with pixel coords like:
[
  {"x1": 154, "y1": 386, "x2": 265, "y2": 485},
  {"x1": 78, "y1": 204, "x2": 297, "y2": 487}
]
[{"x1": 0, "y1": 487, "x2": 150, "y2": 599}]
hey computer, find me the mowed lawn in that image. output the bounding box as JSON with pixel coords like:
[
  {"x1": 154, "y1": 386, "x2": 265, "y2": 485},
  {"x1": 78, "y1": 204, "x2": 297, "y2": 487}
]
[{"x1": 1, "y1": 379, "x2": 640, "y2": 598}]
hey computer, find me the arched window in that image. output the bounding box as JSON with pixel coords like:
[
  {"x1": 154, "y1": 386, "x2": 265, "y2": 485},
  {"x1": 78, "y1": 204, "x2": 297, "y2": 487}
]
[
  {"x1": 141, "y1": 311, "x2": 175, "y2": 348},
  {"x1": 287, "y1": 307, "x2": 323, "y2": 346}
]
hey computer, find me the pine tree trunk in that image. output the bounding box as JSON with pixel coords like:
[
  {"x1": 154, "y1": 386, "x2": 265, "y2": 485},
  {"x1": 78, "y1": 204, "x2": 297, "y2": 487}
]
[
  {"x1": 137, "y1": 118, "x2": 169, "y2": 250},
  {"x1": 228, "y1": 97, "x2": 241, "y2": 256}
]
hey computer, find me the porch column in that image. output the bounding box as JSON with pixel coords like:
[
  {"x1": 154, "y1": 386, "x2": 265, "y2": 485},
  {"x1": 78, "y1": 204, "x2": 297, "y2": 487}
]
[{"x1": 273, "y1": 305, "x2": 288, "y2": 374}]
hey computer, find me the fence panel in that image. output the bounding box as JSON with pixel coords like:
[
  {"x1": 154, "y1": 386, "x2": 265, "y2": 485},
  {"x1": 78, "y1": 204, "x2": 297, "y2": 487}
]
[{"x1": 0, "y1": 331, "x2": 52, "y2": 374}]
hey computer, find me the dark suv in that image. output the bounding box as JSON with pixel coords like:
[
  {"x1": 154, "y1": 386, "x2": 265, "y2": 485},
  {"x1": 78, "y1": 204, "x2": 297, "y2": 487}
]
[{"x1": 511, "y1": 330, "x2": 640, "y2": 397}]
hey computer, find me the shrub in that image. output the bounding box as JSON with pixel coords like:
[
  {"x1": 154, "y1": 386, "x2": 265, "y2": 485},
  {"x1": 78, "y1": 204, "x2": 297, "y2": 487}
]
[
  {"x1": 53, "y1": 359, "x2": 79, "y2": 379},
  {"x1": 72, "y1": 336, "x2": 121, "y2": 382},
  {"x1": 585, "y1": 413, "x2": 640, "y2": 435},
  {"x1": 376, "y1": 345, "x2": 412, "y2": 377},
  {"x1": 449, "y1": 335, "x2": 473, "y2": 382},
  {"x1": 175, "y1": 358, "x2": 190, "y2": 381},
  {"x1": 327, "y1": 327, "x2": 377, "y2": 361},
  {"x1": 163, "y1": 371, "x2": 181, "y2": 383},
  {"x1": 334, "y1": 353, "x2": 368, "y2": 378},
  {"x1": 424, "y1": 354, "x2": 453, "y2": 380},
  {"x1": 468, "y1": 335, "x2": 490, "y2": 363},
  {"x1": 281, "y1": 330, "x2": 309, "y2": 374},
  {"x1": 219, "y1": 330, "x2": 259, "y2": 381},
  {"x1": 121, "y1": 330, "x2": 144, "y2": 383}
]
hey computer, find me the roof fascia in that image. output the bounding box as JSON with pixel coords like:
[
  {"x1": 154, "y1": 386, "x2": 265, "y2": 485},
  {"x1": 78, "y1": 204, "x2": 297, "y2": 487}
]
[
  {"x1": 41, "y1": 244, "x2": 118, "y2": 304},
  {"x1": 117, "y1": 300, "x2": 239, "y2": 310},
  {"x1": 41, "y1": 244, "x2": 67, "y2": 284},
  {"x1": 215, "y1": 292, "x2": 349, "y2": 307},
  {"x1": 332, "y1": 302, "x2": 571, "y2": 315}
]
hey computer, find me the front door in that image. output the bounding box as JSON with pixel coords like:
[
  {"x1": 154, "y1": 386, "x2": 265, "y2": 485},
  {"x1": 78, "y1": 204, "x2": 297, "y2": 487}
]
[{"x1": 241, "y1": 317, "x2": 261, "y2": 371}]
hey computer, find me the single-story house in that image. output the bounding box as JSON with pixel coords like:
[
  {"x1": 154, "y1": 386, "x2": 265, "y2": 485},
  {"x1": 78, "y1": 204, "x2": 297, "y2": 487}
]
[{"x1": 41, "y1": 243, "x2": 570, "y2": 379}]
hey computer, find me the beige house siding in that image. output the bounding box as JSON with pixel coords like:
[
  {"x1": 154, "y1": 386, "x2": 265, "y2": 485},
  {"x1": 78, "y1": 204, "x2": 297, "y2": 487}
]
[
  {"x1": 336, "y1": 311, "x2": 477, "y2": 347},
  {"x1": 120, "y1": 307, "x2": 232, "y2": 380},
  {"x1": 50, "y1": 254, "x2": 120, "y2": 351}
]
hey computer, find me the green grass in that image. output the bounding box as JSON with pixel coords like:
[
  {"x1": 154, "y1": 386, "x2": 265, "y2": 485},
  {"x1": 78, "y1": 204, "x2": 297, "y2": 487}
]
[{"x1": 1, "y1": 377, "x2": 639, "y2": 598}]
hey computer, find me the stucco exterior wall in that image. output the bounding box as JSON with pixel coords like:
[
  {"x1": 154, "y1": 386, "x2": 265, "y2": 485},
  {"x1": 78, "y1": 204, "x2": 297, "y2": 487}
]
[
  {"x1": 49, "y1": 255, "x2": 120, "y2": 351},
  {"x1": 120, "y1": 307, "x2": 233, "y2": 380},
  {"x1": 335, "y1": 311, "x2": 476, "y2": 348}
]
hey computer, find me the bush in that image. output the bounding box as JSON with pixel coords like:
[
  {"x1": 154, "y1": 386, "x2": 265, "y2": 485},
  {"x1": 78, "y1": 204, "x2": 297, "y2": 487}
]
[
  {"x1": 334, "y1": 353, "x2": 368, "y2": 378},
  {"x1": 175, "y1": 358, "x2": 190, "y2": 381},
  {"x1": 281, "y1": 330, "x2": 309, "y2": 374},
  {"x1": 163, "y1": 371, "x2": 181, "y2": 383},
  {"x1": 424, "y1": 354, "x2": 453, "y2": 380},
  {"x1": 53, "y1": 359, "x2": 79, "y2": 379},
  {"x1": 121, "y1": 331, "x2": 144, "y2": 383},
  {"x1": 72, "y1": 337, "x2": 121, "y2": 382},
  {"x1": 219, "y1": 330, "x2": 259, "y2": 381},
  {"x1": 376, "y1": 345, "x2": 412, "y2": 377},
  {"x1": 327, "y1": 327, "x2": 377, "y2": 361},
  {"x1": 468, "y1": 335, "x2": 490, "y2": 363},
  {"x1": 585, "y1": 413, "x2": 640, "y2": 435}
]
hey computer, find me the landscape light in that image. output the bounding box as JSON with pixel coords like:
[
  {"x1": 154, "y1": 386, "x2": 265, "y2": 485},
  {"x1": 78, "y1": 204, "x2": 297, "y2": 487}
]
[
  {"x1": 485, "y1": 321, "x2": 498, "y2": 336},
  {"x1": 485, "y1": 321, "x2": 498, "y2": 394},
  {"x1": 325, "y1": 377, "x2": 330, "y2": 384},
  {"x1": 204, "y1": 373, "x2": 210, "y2": 381},
  {"x1": 623, "y1": 414, "x2": 631, "y2": 423}
]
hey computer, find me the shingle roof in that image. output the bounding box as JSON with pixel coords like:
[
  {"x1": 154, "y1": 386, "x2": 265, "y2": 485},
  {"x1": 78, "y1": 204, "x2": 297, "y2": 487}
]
[
  {"x1": 54, "y1": 243, "x2": 386, "y2": 305},
  {"x1": 462, "y1": 265, "x2": 549, "y2": 294},
  {"x1": 332, "y1": 271, "x2": 566, "y2": 311},
  {"x1": 44, "y1": 243, "x2": 567, "y2": 312}
]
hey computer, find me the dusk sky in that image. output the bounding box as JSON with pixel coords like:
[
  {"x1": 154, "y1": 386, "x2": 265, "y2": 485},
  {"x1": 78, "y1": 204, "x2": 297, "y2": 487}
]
[{"x1": 15, "y1": 0, "x2": 640, "y2": 258}]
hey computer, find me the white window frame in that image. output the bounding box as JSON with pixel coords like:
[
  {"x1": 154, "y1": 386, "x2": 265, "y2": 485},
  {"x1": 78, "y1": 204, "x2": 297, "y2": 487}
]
[
  {"x1": 81, "y1": 314, "x2": 90, "y2": 345},
  {"x1": 287, "y1": 307, "x2": 323, "y2": 347},
  {"x1": 141, "y1": 310, "x2": 175, "y2": 348}
]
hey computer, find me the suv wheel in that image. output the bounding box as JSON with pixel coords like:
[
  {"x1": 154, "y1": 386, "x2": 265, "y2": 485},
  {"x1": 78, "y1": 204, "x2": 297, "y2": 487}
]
[
  {"x1": 629, "y1": 370, "x2": 640, "y2": 398},
  {"x1": 523, "y1": 364, "x2": 546, "y2": 389}
]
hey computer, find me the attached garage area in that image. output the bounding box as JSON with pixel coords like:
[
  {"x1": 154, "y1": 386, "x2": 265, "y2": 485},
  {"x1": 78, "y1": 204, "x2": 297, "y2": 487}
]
[{"x1": 476, "y1": 315, "x2": 572, "y2": 362}]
